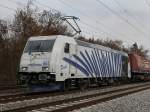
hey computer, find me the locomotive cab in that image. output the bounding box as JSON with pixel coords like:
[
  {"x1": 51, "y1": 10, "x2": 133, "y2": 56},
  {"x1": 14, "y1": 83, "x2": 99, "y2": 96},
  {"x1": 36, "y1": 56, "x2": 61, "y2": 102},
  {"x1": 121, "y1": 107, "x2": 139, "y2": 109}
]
[
  {"x1": 18, "y1": 36, "x2": 57, "y2": 92},
  {"x1": 18, "y1": 35, "x2": 76, "y2": 92}
]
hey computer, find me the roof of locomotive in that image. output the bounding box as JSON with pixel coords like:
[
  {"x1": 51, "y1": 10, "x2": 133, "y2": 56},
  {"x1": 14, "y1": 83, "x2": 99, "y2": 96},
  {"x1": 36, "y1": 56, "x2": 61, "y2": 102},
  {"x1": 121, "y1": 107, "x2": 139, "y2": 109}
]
[
  {"x1": 76, "y1": 39, "x2": 128, "y2": 57},
  {"x1": 28, "y1": 35, "x2": 59, "y2": 41},
  {"x1": 28, "y1": 35, "x2": 128, "y2": 57}
]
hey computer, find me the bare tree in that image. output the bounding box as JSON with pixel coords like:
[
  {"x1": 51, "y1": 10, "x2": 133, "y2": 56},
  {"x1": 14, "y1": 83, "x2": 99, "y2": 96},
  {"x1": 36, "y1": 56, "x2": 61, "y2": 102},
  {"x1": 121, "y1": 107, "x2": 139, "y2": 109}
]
[
  {"x1": 0, "y1": 0, "x2": 71, "y2": 85},
  {"x1": 130, "y1": 43, "x2": 149, "y2": 57}
]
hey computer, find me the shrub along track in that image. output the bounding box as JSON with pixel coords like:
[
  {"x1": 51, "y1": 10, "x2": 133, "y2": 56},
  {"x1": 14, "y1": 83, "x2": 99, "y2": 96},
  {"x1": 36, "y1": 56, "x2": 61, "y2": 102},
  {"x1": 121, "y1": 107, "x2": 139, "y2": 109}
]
[{"x1": 1, "y1": 82, "x2": 150, "y2": 112}]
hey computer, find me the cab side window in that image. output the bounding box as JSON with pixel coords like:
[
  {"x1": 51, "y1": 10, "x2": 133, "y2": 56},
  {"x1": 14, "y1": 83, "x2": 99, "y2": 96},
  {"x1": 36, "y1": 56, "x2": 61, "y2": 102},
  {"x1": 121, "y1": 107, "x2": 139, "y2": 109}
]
[{"x1": 64, "y1": 43, "x2": 70, "y2": 53}]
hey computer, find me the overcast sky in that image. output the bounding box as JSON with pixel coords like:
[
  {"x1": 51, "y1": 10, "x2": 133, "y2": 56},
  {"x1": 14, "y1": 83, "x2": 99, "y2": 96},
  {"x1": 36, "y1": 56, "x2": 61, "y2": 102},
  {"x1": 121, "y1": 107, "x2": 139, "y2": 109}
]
[{"x1": 0, "y1": 0, "x2": 150, "y2": 51}]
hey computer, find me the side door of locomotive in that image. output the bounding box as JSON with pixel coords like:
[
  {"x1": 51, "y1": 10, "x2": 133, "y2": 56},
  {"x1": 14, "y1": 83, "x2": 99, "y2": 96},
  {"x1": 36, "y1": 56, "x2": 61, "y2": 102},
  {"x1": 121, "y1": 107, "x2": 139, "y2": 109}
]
[
  {"x1": 69, "y1": 43, "x2": 77, "y2": 77},
  {"x1": 61, "y1": 42, "x2": 77, "y2": 78}
]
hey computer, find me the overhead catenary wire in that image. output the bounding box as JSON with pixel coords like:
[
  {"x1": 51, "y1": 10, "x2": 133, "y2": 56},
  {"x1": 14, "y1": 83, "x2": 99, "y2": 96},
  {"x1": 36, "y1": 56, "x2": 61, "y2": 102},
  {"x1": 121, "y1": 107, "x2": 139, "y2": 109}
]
[
  {"x1": 95, "y1": 0, "x2": 150, "y2": 39},
  {"x1": 7, "y1": 0, "x2": 25, "y2": 7},
  {"x1": 36, "y1": 1, "x2": 106, "y2": 37},
  {"x1": 35, "y1": 0, "x2": 128, "y2": 41},
  {"x1": 0, "y1": 4, "x2": 16, "y2": 11},
  {"x1": 80, "y1": 25, "x2": 109, "y2": 38},
  {"x1": 0, "y1": 4, "x2": 124, "y2": 44},
  {"x1": 112, "y1": 0, "x2": 150, "y2": 37},
  {"x1": 56, "y1": 0, "x2": 135, "y2": 42},
  {"x1": 78, "y1": 20, "x2": 133, "y2": 45},
  {"x1": 7, "y1": 0, "x2": 135, "y2": 43},
  {"x1": 80, "y1": 29, "x2": 133, "y2": 48},
  {"x1": 0, "y1": 0, "x2": 135, "y2": 46},
  {"x1": 18, "y1": 1, "x2": 134, "y2": 44},
  {"x1": 35, "y1": 0, "x2": 63, "y2": 14},
  {"x1": 80, "y1": 20, "x2": 119, "y2": 38},
  {"x1": 35, "y1": 0, "x2": 117, "y2": 38},
  {"x1": 34, "y1": 0, "x2": 149, "y2": 40},
  {"x1": 0, "y1": 6, "x2": 116, "y2": 43},
  {"x1": 1, "y1": 0, "x2": 146, "y2": 44},
  {"x1": 58, "y1": 0, "x2": 128, "y2": 36}
]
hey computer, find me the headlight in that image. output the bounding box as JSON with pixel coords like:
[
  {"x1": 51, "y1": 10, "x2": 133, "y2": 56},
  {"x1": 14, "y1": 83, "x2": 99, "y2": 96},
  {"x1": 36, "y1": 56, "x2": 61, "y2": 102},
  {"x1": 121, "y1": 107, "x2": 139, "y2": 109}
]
[
  {"x1": 42, "y1": 67, "x2": 49, "y2": 71},
  {"x1": 21, "y1": 67, "x2": 28, "y2": 71}
]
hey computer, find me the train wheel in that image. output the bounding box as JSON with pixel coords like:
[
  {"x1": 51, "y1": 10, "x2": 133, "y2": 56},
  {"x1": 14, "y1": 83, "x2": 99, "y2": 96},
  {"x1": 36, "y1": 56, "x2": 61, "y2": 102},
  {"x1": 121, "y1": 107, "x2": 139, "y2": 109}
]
[
  {"x1": 107, "y1": 79, "x2": 114, "y2": 86},
  {"x1": 63, "y1": 79, "x2": 71, "y2": 91},
  {"x1": 78, "y1": 79, "x2": 89, "y2": 91}
]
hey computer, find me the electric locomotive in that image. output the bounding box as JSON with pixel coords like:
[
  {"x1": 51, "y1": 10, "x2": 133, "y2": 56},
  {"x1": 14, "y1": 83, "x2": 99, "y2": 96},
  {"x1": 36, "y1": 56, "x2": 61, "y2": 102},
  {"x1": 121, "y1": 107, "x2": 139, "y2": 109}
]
[{"x1": 18, "y1": 35, "x2": 132, "y2": 92}]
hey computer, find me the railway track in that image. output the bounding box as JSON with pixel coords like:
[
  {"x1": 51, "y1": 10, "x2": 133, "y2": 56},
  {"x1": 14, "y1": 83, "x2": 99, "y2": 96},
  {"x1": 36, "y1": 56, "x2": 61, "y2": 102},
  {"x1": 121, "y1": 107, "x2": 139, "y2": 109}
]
[
  {"x1": 0, "y1": 86, "x2": 102, "y2": 103},
  {"x1": 1, "y1": 82, "x2": 150, "y2": 112},
  {"x1": 0, "y1": 82, "x2": 146, "y2": 103},
  {"x1": 0, "y1": 84, "x2": 124, "y2": 104},
  {"x1": 26, "y1": 83, "x2": 150, "y2": 112},
  {"x1": 29, "y1": 86, "x2": 150, "y2": 112}
]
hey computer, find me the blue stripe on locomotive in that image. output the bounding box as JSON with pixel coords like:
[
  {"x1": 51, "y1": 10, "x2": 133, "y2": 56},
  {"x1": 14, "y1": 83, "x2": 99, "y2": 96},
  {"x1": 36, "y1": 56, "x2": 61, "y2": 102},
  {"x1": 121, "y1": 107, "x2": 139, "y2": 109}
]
[{"x1": 63, "y1": 49, "x2": 123, "y2": 78}]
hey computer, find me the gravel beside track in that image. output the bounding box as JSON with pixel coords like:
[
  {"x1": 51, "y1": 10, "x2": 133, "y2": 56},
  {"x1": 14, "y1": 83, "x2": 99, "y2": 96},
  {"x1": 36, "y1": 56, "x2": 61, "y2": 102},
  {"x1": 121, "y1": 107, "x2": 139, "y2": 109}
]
[{"x1": 74, "y1": 88, "x2": 150, "y2": 112}]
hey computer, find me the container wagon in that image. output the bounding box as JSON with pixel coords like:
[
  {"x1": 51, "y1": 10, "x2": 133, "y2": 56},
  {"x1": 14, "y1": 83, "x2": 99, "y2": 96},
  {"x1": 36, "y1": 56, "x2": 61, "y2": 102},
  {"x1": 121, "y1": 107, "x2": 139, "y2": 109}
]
[{"x1": 129, "y1": 53, "x2": 150, "y2": 81}]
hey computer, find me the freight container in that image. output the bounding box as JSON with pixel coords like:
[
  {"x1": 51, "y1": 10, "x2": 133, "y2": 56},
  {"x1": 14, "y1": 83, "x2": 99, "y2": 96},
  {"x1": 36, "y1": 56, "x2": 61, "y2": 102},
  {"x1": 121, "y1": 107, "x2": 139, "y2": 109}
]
[
  {"x1": 129, "y1": 54, "x2": 150, "y2": 73},
  {"x1": 129, "y1": 53, "x2": 150, "y2": 81}
]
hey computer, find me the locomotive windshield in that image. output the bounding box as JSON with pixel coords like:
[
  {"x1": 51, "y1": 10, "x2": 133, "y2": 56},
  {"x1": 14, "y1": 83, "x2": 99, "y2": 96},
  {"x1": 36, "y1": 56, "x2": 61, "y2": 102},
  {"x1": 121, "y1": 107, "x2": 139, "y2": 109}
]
[{"x1": 24, "y1": 39, "x2": 55, "y2": 53}]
